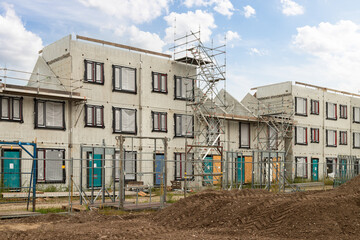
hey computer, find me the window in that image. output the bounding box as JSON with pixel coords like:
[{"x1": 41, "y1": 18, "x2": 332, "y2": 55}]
[
  {"x1": 37, "y1": 149, "x2": 65, "y2": 183},
  {"x1": 152, "y1": 111, "x2": 167, "y2": 132},
  {"x1": 0, "y1": 96, "x2": 23, "y2": 122},
  {"x1": 326, "y1": 130, "x2": 337, "y2": 147},
  {"x1": 326, "y1": 102, "x2": 337, "y2": 120},
  {"x1": 112, "y1": 65, "x2": 136, "y2": 93},
  {"x1": 85, "y1": 105, "x2": 104, "y2": 128},
  {"x1": 174, "y1": 114, "x2": 193, "y2": 137},
  {"x1": 115, "y1": 151, "x2": 137, "y2": 181},
  {"x1": 353, "y1": 107, "x2": 360, "y2": 123},
  {"x1": 175, "y1": 76, "x2": 194, "y2": 100},
  {"x1": 340, "y1": 105, "x2": 347, "y2": 119},
  {"x1": 295, "y1": 157, "x2": 307, "y2": 178},
  {"x1": 295, "y1": 126, "x2": 307, "y2": 145},
  {"x1": 84, "y1": 60, "x2": 104, "y2": 84},
  {"x1": 310, "y1": 100, "x2": 319, "y2": 115},
  {"x1": 152, "y1": 72, "x2": 167, "y2": 93},
  {"x1": 326, "y1": 158, "x2": 337, "y2": 177},
  {"x1": 354, "y1": 132, "x2": 360, "y2": 148},
  {"x1": 35, "y1": 99, "x2": 65, "y2": 130},
  {"x1": 113, "y1": 107, "x2": 137, "y2": 134},
  {"x1": 239, "y1": 122, "x2": 250, "y2": 148},
  {"x1": 268, "y1": 126, "x2": 278, "y2": 150},
  {"x1": 175, "y1": 153, "x2": 194, "y2": 180},
  {"x1": 295, "y1": 97, "x2": 307, "y2": 116},
  {"x1": 340, "y1": 131, "x2": 347, "y2": 145},
  {"x1": 311, "y1": 128, "x2": 319, "y2": 143}
]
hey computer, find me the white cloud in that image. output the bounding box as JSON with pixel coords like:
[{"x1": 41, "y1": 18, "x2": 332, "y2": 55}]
[
  {"x1": 292, "y1": 20, "x2": 360, "y2": 92},
  {"x1": 249, "y1": 48, "x2": 267, "y2": 56},
  {"x1": 226, "y1": 30, "x2": 240, "y2": 42},
  {"x1": 280, "y1": 0, "x2": 304, "y2": 16},
  {"x1": 243, "y1": 5, "x2": 256, "y2": 18},
  {"x1": 0, "y1": 3, "x2": 43, "y2": 73},
  {"x1": 183, "y1": 0, "x2": 235, "y2": 17},
  {"x1": 164, "y1": 10, "x2": 216, "y2": 43},
  {"x1": 79, "y1": 0, "x2": 171, "y2": 24}
]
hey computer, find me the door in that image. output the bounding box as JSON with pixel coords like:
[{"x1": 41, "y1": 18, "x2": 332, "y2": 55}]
[
  {"x1": 2, "y1": 150, "x2": 21, "y2": 189},
  {"x1": 237, "y1": 157, "x2": 245, "y2": 184},
  {"x1": 213, "y1": 155, "x2": 222, "y2": 185},
  {"x1": 340, "y1": 159, "x2": 347, "y2": 178},
  {"x1": 203, "y1": 156, "x2": 213, "y2": 185},
  {"x1": 154, "y1": 154, "x2": 164, "y2": 186},
  {"x1": 88, "y1": 152, "x2": 102, "y2": 188},
  {"x1": 311, "y1": 158, "x2": 319, "y2": 181}
]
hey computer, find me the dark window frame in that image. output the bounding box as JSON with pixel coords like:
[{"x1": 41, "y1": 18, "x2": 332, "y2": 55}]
[
  {"x1": 295, "y1": 156, "x2": 308, "y2": 178},
  {"x1": 34, "y1": 99, "x2": 66, "y2": 130},
  {"x1": 326, "y1": 129, "x2": 337, "y2": 147},
  {"x1": 310, "y1": 99, "x2": 319, "y2": 115},
  {"x1": 152, "y1": 111, "x2": 167, "y2": 132},
  {"x1": 295, "y1": 126, "x2": 308, "y2": 145},
  {"x1": 152, "y1": 72, "x2": 168, "y2": 94},
  {"x1": 174, "y1": 114, "x2": 194, "y2": 138},
  {"x1": 295, "y1": 97, "x2": 308, "y2": 116},
  {"x1": 174, "y1": 75, "x2": 195, "y2": 101},
  {"x1": 353, "y1": 107, "x2": 360, "y2": 123},
  {"x1": 174, "y1": 152, "x2": 195, "y2": 181},
  {"x1": 339, "y1": 105, "x2": 347, "y2": 119},
  {"x1": 85, "y1": 104, "x2": 105, "y2": 128},
  {"x1": 84, "y1": 60, "x2": 104, "y2": 85},
  {"x1": 0, "y1": 96, "x2": 23, "y2": 123},
  {"x1": 339, "y1": 131, "x2": 347, "y2": 145},
  {"x1": 239, "y1": 122, "x2": 250, "y2": 149},
  {"x1": 310, "y1": 128, "x2": 319, "y2": 143},
  {"x1": 353, "y1": 132, "x2": 360, "y2": 149},
  {"x1": 326, "y1": 102, "x2": 337, "y2": 120},
  {"x1": 112, "y1": 107, "x2": 137, "y2": 134},
  {"x1": 112, "y1": 65, "x2": 137, "y2": 94},
  {"x1": 36, "y1": 148, "x2": 66, "y2": 184}
]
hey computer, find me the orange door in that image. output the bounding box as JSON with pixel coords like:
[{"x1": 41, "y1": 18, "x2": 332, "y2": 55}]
[{"x1": 213, "y1": 155, "x2": 222, "y2": 185}]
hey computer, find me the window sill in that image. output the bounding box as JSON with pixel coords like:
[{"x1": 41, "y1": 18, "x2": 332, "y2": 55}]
[
  {"x1": 113, "y1": 131, "x2": 137, "y2": 135},
  {"x1": 0, "y1": 119, "x2": 23, "y2": 123},
  {"x1": 152, "y1": 129, "x2": 168, "y2": 133},
  {"x1": 326, "y1": 118, "x2": 337, "y2": 121},
  {"x1": 295, "y1": 113, "x2": 308, "y2": 117},
  {"x1": 174, "y1": 97, "x2": 194, "y2": 102},
  {"x1": 239, "y1": 146, "x2": 250, "y2": 149},
  {"x1": 295, "y1": 143, "x2": 308, "y2": 145},
  {"x1": 84, "y1": 80, "x2": 104, "y2": 85},
  {"x1": 152, "y1": 90, "x2": 168, "y2": 94},
  {"x1": 310, "y1": 141, "x2": 319, "y2": 143},
  {"x1": 113, "y1": 89, "x2": 137, "y2": 94},
  {"x1": 339, "y1": 143, "x2": 348, "y2": 146},
  {"x1": 326, "y1": 145, "x2": 337, "y2": 148},
  {"x1": 174, "y1": 135, "x2": 194, "y2": 139},
  {"x1": 35, "y1": 126, "x2": 66, "y2": 131},
  {"x1": 339, "y1": 117, "x2": 347, "y2": 119},
  {"x1": 85, "y1": 125, "x2": 105, "y2": 129},
  {"x1": 37, "y1": 181, "x2": 66, "y2": 184},
  {"x1": 310, "y1": 112, "x2": 319, "y2": 115}
]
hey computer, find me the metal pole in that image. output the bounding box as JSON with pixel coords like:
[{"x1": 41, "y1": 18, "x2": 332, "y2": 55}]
[
  {"x1": 113, "y1": 153, "x2": 116, "y2": 202},
  {"x1": 32, "y1": 144, "x2": 37, "y2": 212},
  {"x1": 251, "y1": 151, "x2": 255, "y2": 189},
  {"x1": 260, "y1": 152, "x2": 263, "y2": 189},
  {"x1": 80, "y1": 146, "x2": 83, "y2": 205},
  {"x1": 102, "y1": 152, "x2": 105, "y2": 204},
  {"x1": 91, "y1": 147, "x2": 94, "y2": 204},
  {"x1": 240, "y1": 153, "x2": 243, "y2": 189},
  {"x1": 118, "y1": 136, "x2": 125, "y2": 209},
  {"x1": 163, "y1": 138, "x2": 168, "y2": 205},
  {"x1": 268, "y1": 152, "x2": 271, "y2": 191}
]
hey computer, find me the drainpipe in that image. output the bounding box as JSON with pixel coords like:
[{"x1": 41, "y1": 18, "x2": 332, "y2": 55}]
[{"x1": 139, "y1": 55, "x2": 143, "y2": 178}]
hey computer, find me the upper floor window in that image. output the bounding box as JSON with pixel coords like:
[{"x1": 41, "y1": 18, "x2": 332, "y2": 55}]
[
  {"x1": 174, "y1": 114, "x2": 193, "y2": 137},
  {"x1": 175, "y1": 76, "x2": 194, "y2": 100},
  {"x1": 113, "y1": 65, "x2": 136, "y2": 93},
  {"x1": 0, "y1": 96, "x2": 23, "y2": 122},
  {"x1": 340, "y1": 131, "x2": 347, "y2": 145},
  {"x1": 326, "y1": 102, "x2": 337, "y2": 120},
  {"x1": 310, "y1": 100, "x2": 319, "y2": 115},
  {"x1": 35, "y1": 99, "x2": 65, "y2": 130},
  {"x1": 268, "y1": 126, "x2": 278, "y2": 150},
  {"x1": 152, "y1": 111, "x2": 167, "y2": 132},
  {"x1": 84, "y1": 60, "x2": 104, "y2": 84},
  {"x1": 175, "y1": 153, "x2": 194, "y2": 181},
  {"x1": 310, "y1": 128, "x2": 319, "y2": 143},
  {"x1": 37, "y1": 149, "x2": 65, "y2": 183},
  {"x1": 152, "y1": 72, "x2": 167, "y2": 93},
  {"x1": 340, "y1": 105, "x2": 347, "y2": 119},
  {"x1": 354, "y1": 132, "x2": 360, "y2": 149},
  {"x1": 326, "y1": 130, "x2": 337, "y2": 147},
  {"x1": 85, "y1": 105, "x2": 104, "y2": 128},
  {"x1": 113, "y1": 107, "x2": 137, "y2": 134},
  {"x1": 353, "y1": 107, "x2": 360, "y2": 123},
  {"x1": 295, "y1": 97, "x2": 307, "y2": 116},
  {"x1": 295, "y1": 126, "x2": 307, "y2": 145},
  {"x1": 239, "y1": 122, "x2": 250, "y2": 148}
]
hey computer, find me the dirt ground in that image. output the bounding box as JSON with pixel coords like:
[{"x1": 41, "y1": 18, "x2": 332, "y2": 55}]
[{"x1": 1, "y1": 177, "x2": 360, "y2": 239}]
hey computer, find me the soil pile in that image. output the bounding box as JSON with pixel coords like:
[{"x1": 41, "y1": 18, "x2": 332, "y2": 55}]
[{"x1": 154, "y1": 176, "x2": 360, "y2": 239}]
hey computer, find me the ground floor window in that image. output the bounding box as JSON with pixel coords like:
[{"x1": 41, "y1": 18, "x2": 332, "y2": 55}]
[
  {"x1": 326, "y1": 158, "x2": 337, "y2": 178},
  {"x1": 37, "y1": 149, "x2": 65, "y2": 183},
  {"x1": 295, "y1": 157, "x2": 307, "y2": 178},
  {"x1": 115, "y1": 151, "x2": 137, "y2": 182},
  {"x1": 174, "y1": 153, "x2": 194, "y2": 180}
]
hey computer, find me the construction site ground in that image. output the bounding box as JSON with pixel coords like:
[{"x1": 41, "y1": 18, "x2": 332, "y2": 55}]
[{"x1": 0, "y1": 177, "x2": 360, "y2": 239}]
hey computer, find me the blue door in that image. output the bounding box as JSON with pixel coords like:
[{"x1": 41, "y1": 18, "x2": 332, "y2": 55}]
[
  {"x1": 237, "y1": 157, "x2": 245, "y2": 183},
  {"x1": 204, "y1": 156, "x2": 213, "y2": 184},
  {"x1": 154, "y1": 154, "x2": 164, "y2": 185},
  {"x1": 2, "y1": 150, "x2": 21, "y2": 189},
  {"x1": 88, "y1": 153, "x2": 102, "y2": 188},
  {"x1": 311, "y1": 158, "x2": 319, "y2": 181}
]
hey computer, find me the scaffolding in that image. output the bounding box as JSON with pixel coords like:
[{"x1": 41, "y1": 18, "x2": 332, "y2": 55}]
[{"x1": 172, "y1": 31, "x2": 227, "y2": 187}]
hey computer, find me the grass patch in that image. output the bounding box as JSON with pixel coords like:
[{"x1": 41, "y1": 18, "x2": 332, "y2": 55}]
[
  {"x1": 35, "y1": 207, "x2": 67, "y2": 214},
  {"x1": 99, "y1": 207, "x2": 157, "y2": 216}
]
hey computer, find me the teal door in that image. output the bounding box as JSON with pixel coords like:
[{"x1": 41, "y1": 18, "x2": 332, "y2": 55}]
[
  {"x1": 154, "y1": 154, "x2": 164, "y2": 185},
  {"x1": 311, "y1": 159, "x2": 319, "y2": 181},
  {"x1": 2, "y1": 150, "x2": 21, "y2": 189},
  {"x1": 237, "y1": 157, "x2": 245, "y2": 183},
  {"x1": 204, "y1": 156, "x2": 213, "y2": 184},
  {"x1": 88, "y1": 153, "x2": 102, "y2": 188},
  {"x1": 340, "y1": 160, "x2": 347, "y2": 178}
]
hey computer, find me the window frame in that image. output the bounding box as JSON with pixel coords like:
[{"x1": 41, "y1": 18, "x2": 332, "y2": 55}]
[
  {"x1": 174, "y1": 114, "x2": 194, "y2": 138},
  {"x1": 353, "y1": 132, "x2": 360, "y2": 149},
  {"x1": 310, "y1": 128, "x2": 319, "y2": 143},
  {"x1": 326, "y1": 129, "x2": 337, "y2": 147},
  {"x1": 36, "y1": 148, "x2": 66, "y2": 184},
  {"x1": 339, "y1": 131, "x2": 347, "y2": 145},
  {"x1": 84, "y1": 60, "x2": 104, "y2": 85},
  {"x1": 295, "y1": 126, "x2": 308, "y2": 145},
  {"x1": 34, "y1": 99, "x2": 66, "y2": 130},
  {"x1": 152, "y1": 72, "x2": 168, "y2": 93},
  {"x1": 112, "y1": 65, "x2": 137, "y2": 94},
  {"x1": 339, "y1": 105, "x2": 347, "y2": 119},
  {"x1": 295, "y1": 157, "x2": 308, "y2": 178},
  {"x1": 85, "y1": 104, "x2": 105, "y2": 128},
  {"x1": 295, "y1": 97, "x2": 307, "y2": 116},
  {"x1": 174, "y1": 152, "x2": 194, "y2": 181},
  {"x1": 152, "y1": 111, "x2": 167, "y2": 132},
  {"x1": 239, "y1": 122, "x2": 250, "y2": 149},
  {"x1": 353, "y1": 107, "x2": 360, "y2": 123},
  {"x1": 0, "y1": 96, "x2": 23, "y2": 123},
  {"x1": 112, "y1": 107, "x2": 137, "y2": 134},
  {"x1": 174, "y1": 75, "x2": 195, "y2": 101},
  {"x1": 310, "y1": 99, "x2": 319, "y2": 115},
  {"x1": 326, "y1": 102, "x2": 337, "y2": 120}
]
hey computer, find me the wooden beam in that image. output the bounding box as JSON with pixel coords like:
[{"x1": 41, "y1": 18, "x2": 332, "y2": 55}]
[
  {"x1": 295, "y1": 81, "x2": 360, "y2": 98},
  {"x1": 76, "y1": 35, "x2": 172, "y2": 59}
]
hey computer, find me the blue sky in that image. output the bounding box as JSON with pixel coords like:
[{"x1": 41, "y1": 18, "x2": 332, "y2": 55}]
[{"x1": 1, "y1": 0, "x2": 360, "y2": 100}]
